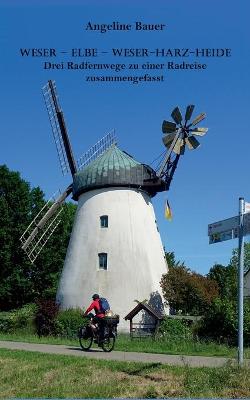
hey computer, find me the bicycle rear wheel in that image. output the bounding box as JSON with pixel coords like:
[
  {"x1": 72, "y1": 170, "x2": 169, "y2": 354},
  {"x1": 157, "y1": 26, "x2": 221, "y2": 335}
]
[
  {"x1": 102, "y1": 332, "x2": 115, "y2": 352},
  {"x1": 79, "y1": 326, "x2": 93, "y2": 351}
]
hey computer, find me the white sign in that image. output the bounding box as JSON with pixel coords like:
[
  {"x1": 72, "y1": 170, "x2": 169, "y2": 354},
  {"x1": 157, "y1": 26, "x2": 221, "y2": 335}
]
[
  {"x1": 208, "y1": 213, "x2": 250, "y2": 244},
  {"x1": 208, "y1": 216, "x2": 238, "y2": 236},
  {"x1": 245, "y1": 202, "x2": 250, "y2": 214}
]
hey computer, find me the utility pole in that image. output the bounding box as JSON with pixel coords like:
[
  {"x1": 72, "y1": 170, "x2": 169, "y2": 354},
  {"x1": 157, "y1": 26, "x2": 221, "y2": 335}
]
[{"x1": 238, "y1": 197, "x2": 244, "y2": 366}]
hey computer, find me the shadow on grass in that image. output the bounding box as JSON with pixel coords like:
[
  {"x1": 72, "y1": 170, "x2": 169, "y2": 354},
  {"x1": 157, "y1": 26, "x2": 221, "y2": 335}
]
[{"x1": 120, "y1": 362, "x2": 162, "y2": 376}]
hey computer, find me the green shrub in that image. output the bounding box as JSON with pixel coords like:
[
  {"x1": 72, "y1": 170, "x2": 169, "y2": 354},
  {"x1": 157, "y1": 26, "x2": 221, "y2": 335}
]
[
  {"x1": 0, "y1": 304, "x2": 38, "y2": 334},
  {"x1": 244, "y1": 302, "x2": 250, "y2": 344},
  {"x1": 197, "y1": 298, "x2": 250, "y2": 345},
  {"x1": 11, "y1": 303, "x2": 38, "y2": 331},
  {"x1": 56, "y1": 308, "x2": 84, "y2": 338},
  {"x1": 158, "y1": 317, "x2": 192, "y2": 339},
  {"x1": 0, "y1": 312, "x2": 14, "y2": 333},
  {"x1": 197, "y1": 298, "x2": 236, "y2": 344}
]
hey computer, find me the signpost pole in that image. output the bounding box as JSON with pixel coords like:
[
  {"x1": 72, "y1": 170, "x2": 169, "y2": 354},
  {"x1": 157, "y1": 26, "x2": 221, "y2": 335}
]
[{"x1": 238, "y1": 197, "x2": 244, "y2": 366}]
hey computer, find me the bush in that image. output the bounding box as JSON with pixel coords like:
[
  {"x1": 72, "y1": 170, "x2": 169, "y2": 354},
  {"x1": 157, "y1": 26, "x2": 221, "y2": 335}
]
[
  {"x1": 158, "y1": 317, "x2": 192, "y2": 339},
  {"x1": 0, "y1": 304, "x2": 37, "y2": 333},
  {"x1": 10, "y1": 303, "x2": 38, "y2": 331},
  {"x1": 56, "y1": 308, "x2": 84, "y2": 338},
  {"x1": 35, "y1": 299, "x2": 59, "y2": 337},
  {"x1": 197, "y1": 298, "x2": 250, "y2": 345},
  {"x1": 0, "y1": 312, "x2": 14, "y2": 333},
  {"x1": 244, "y1": 301, "x2": 250, "y2": 344}
]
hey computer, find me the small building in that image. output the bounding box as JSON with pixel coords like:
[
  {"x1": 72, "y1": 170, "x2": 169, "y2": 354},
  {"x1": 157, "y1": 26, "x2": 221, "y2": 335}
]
[{"x1": 124, "y1": 301, "x2": 164, "y2": 338}]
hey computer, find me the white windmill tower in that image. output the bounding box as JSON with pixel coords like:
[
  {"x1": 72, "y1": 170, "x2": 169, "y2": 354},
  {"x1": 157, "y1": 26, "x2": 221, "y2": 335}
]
[{"x1": 20, "y1": 81, "x2": 208, "y2": 331}]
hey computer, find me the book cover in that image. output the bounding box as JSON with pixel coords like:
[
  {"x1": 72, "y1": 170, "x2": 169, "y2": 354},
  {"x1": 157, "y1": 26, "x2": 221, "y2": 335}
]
[{"x1": 1, "y1": 0, "x2": 250, "y2": 397}]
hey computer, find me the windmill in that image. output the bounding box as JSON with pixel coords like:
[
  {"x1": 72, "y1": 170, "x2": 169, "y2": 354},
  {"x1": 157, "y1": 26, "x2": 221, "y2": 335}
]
[
  {"x1": 20, "y1": 82, "x2": 208, "y2": 331},
  {"x1": 158, "y1": 105, "x2": 208, "y2": 189}
]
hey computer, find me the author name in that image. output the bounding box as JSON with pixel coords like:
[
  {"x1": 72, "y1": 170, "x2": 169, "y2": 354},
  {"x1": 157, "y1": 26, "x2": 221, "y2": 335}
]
[{"x1": 85, "y1": 21, "x2": 166, "y2": 33}]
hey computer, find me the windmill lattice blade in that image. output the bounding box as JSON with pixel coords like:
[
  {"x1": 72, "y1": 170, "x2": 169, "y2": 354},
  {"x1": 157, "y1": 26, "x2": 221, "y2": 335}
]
[
  {"x1": 192, "y1": 127, "x2": 208, "y2": 136},
  {"x1": 185, "y1": 105, "x2": 195, "y2": 122},
  {"x1": 171, "y1": 107, "x2": 182, "y2": 124},
  {"x1": 185, "y1": 135, "x2": 200, "y2": 150},
  {"x1": 162, "y1": 120, "x2": 176, "y2": 133},
  {"x1": 42, "y1": 81, "x2": 77, "y2": 177},
  {"x1": 162, "y1": 132, "x2": 176, "y2": 148},
  {"x1": 43, "y1": 81, "x2": 69, "y2": 176},
  {"x1": 77, "y1": 129, "x2": 117, "y2": 170},
  {"x1": 20, "y1": 185, "x2": 72, "y2": 262},
  {"x1": 173, "y1": 137, "x2": 185, "y2": 154},
  {"x1": 191, "y1": 112, "x2": 206, "y2": 127},
  {"x1": 22, "y1": 211, "x2": 63, "y2": 263}
]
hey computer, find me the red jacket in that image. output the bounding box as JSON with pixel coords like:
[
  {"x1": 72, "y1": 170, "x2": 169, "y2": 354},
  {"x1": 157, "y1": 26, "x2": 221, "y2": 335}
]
[{"x1": 85, "y1": 299, "x2": 105, "y2": 318}]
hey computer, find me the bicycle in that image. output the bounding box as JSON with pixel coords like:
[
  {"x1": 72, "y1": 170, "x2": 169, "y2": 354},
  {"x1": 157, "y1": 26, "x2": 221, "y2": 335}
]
[{"x1": 78, "y1": 315, "x2": 119, "y2": 352}]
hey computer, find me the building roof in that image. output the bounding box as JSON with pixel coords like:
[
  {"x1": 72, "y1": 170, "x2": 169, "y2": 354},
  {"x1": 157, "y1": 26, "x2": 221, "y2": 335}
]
[
  {"x1": 124, "y1": 302, "x2": 164, "y2": 321},
  {"x1": 73, "y1": 145, "x2": 165, "y2": 199}
]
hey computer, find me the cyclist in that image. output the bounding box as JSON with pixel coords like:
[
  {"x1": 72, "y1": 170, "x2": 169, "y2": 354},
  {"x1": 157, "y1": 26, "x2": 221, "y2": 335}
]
[{"x1": 84, "y1": 294, "x2": 105, "y2": 344}]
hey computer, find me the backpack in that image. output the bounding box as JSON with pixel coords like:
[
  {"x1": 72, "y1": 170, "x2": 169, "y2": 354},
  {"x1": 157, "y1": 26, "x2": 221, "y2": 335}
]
[{"x1": 99, "y1": 297, "x2": 110, "y2": 314}]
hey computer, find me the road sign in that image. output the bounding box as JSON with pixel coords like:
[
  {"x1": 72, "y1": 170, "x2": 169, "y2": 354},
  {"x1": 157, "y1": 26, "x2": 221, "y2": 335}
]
[
  {"x1": 245, "y1": 202, "x2": 250, "y2": 214},
  {"x1": 208, "y1": 212, "x2": 250, "y2": 244},
  {"x1": 209, "y1": 229, "x2": 238, "y2": 244},
  {"x1": 243, "y1": 212, "x2": 250, "y2": 235},
  {"x1": 208, "y1": 216, "x2": 238, "y2": 236}
]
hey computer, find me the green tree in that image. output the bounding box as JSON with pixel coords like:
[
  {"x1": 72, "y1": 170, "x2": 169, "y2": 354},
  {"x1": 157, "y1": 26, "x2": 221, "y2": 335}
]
[
  {"x1": 207, "y1": 243, "x2": 250, "y2": 301},
  {"x1": 207, "y1": 263, "x2": 237, "y2": 300},
  {"x1": 229, "y1": 243, "x2": 250, "y2": 273},
  {"x1": 0, "y1": 165, "x2": 76, "y2": 310},
  {"x1": 0, "y1": 165, "x2": 33, "y2": 308},
  {"x1": 161, "y1": 253, "x2": 219, "y2": 315},
  {"x1": 199, "y1": 244, "x2": 250, "y2": 342},
  {"x1": 165, "y1": 251, "x2": 184, "y2": 269}
]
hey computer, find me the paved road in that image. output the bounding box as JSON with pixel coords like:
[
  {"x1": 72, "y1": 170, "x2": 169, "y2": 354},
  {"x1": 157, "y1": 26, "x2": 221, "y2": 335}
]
[{"x1": 1, "y1": 340, "x2": 249, "y2": 367}]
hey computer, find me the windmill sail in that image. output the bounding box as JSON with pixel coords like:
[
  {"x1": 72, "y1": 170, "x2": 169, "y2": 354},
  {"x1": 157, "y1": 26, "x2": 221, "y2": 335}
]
[
  {"x1": 162, "y1": 120, "x2": 176, "y2": 133},
  {"x1": 185, "y1": 105, "x2": 195, "y2": 122},
  {"x1": 157, "y1": 104, "x2": 208, "y2": 189},
  {"x1": 191, "y1": 127, "x2": 208, "y2": 136},
  {"x1": 77, "y1": 129, "x2": 117, "y2": 170},
  {"x1": 190, "y1": 112, "x2": 206, "y2": 127},
  {"x1": 42, "y1": 80, "x2": 77, "y2": 177},
  {"x1": 20, "y1": 185, "x2": 72, "y2": 263},
  {"x1": 171, "y1": 107, "x2": 182, "y2": 124},
  {"x1": 157, "y1": 129, "x2": 181, "y2": 177}
]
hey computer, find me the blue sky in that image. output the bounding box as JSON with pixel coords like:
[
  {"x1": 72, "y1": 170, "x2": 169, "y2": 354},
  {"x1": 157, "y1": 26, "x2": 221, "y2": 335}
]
[{"x1": 1, "y1": 0, "x2": 250, "y2": 274}]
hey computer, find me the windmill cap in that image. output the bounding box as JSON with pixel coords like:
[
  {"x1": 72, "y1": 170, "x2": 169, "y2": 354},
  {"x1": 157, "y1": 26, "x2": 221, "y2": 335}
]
[
  {"x1": 73, "y1": 145, "x2": 166, "y2": 199},
  {"x1": 92, "y1": 294, "x2": 99, "y2": 300}
]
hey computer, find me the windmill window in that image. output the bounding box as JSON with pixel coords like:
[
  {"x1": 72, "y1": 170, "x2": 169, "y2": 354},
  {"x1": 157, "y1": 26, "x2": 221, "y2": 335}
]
[
  {"x1": 100, "y1": 215, "x2": 108, "y2": 228},
  {"x1": 98, "y1": 253, "x2": 108, "y2": 270}
]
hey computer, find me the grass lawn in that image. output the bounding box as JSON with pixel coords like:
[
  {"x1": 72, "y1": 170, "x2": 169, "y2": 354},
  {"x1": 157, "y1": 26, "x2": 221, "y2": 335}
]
[
  {"x1": 0, "y1": 331, "x2": 249, "y2": 358},
  {"x1": 0, "y1": 348, "x2": 249, "y2": 398}
]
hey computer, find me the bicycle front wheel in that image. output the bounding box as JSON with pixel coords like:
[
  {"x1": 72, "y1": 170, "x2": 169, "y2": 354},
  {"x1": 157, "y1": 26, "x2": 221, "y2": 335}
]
[
  {"x1": 102, "y1": 332, "x2": 115, "y2": 352},
  {"x1": 79, "y1": 326, "x2": 93, "y2": 351}
]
